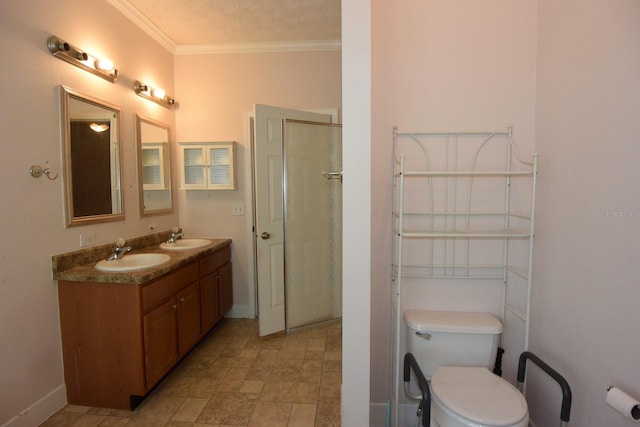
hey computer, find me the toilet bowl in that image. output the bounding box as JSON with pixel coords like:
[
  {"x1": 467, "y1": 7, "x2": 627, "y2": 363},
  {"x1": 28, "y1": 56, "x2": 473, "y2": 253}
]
[
  {"x1": 431, "y1": 366, "x2": 528, "y2": 427},
  {"x1": 404, "y1": 310, "x2": 529, "y2": 427}
]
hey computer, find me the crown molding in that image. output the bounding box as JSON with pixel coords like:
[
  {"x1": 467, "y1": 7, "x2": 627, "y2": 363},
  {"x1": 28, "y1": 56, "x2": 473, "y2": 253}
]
[
  {"x1": 175, "y1": 40, "x2": 342, "y2": 55},
  {"x1": 107, "y1": 0, "x2": 177, "y2": 53}
]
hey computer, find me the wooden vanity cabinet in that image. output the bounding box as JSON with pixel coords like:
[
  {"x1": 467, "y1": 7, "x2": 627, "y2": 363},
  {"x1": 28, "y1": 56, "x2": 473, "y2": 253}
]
[
  {"x1": 141, "y1": 262, "x2": 200, "y2": 387},
  {"x1": 199, "y1": 246, "x2": 232, "y2": 334},
  {"x1": 57, "y1": 244, "x2": 232, "y2": 410}
]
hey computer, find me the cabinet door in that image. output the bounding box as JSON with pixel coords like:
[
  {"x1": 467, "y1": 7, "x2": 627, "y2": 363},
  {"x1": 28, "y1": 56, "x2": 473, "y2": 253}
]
[
  {"x1": 218, "y1": 262, "x2": 233, "y2": 316},
  {"x1": 177, "y1": 281, "x2": 202, "y2": 356},
  {"x1": 181, "y1": 146, "x2": 207, "y2": 188},
  {"x1": 207, "y1": 144, "x2": 235, "y2": 189},
  {"x1": 143, "y1": 298, "x2": 178, "y2": 387},
  {"x1": 200, "y1": 272, "x2": 220, "y2": 334}
]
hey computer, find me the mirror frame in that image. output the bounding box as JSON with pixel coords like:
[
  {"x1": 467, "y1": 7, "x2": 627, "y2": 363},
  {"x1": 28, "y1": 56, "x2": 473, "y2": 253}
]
[
  {"x1": 60, "y1": 85, "x2": 125, "y2": 227},
  {"x1": 135, "y1": 114, "x2": 174, "y2": 217}
]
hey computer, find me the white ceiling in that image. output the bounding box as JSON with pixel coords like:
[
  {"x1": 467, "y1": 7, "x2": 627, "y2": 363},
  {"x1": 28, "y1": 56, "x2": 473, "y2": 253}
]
[{"x1": 109, "y1": 0, "x2": 342, "y2": 53}]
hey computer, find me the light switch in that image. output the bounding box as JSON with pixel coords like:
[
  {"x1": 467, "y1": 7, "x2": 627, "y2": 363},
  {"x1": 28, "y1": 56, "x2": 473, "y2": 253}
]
[{"x1": 232, "y1": 202, "x2": 245, "y2": 216}]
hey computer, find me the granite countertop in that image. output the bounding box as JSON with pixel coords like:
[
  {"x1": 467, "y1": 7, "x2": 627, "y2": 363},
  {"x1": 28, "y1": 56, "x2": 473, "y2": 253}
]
[{"x1": 52, "y1": 231, "x2": 231, "y2": 285}]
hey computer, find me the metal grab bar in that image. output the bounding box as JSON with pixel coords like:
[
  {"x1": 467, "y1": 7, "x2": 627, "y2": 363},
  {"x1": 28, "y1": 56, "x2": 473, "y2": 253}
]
[
  {"x1": 403, "y1": 352, "x2": 431, "y2": 427},
  {"x1": 517, "y1": 351, "x2": 572, "y2": 426}
]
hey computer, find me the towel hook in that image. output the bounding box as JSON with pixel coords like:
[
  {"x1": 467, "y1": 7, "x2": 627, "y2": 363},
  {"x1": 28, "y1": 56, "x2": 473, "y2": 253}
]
[{"x1": 29, "y1": 162, "x2": 58, "y2": 180}]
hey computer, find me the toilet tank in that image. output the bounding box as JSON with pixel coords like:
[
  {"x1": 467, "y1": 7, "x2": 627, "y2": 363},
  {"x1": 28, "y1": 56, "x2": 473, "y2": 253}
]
[{"x1": 404, "y1": 310, "x2": 503, "y2": 379}]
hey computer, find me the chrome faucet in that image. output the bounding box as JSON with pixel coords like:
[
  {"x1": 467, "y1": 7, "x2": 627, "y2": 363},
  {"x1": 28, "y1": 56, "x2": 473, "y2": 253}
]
[
  {"x1": 107, "y1": 238, "x2": 131, "y2": 261},
  {"x1": 166, "y1": 226, "x2": 184, "y2": 244}
]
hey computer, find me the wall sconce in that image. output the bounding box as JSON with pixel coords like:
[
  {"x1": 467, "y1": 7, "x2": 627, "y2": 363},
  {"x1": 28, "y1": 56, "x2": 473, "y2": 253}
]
[
  {"x1": 134, "y1": 80, "x2": 176, "y2": 109},
  {"x1": 47, "y1": 35, "x2": 118, "y2": 83}
]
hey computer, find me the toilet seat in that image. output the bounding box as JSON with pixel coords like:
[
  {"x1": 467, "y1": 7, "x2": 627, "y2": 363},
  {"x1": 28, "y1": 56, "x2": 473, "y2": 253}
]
[{"x1": 431, "y1": 366, "x2": 528, "y2": 426}]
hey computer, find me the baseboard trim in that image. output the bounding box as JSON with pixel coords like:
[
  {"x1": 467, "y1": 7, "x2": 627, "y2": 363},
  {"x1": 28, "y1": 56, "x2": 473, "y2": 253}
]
[
  {"x1": 1, "y1": 384, "x2": 66, "y2": 427},
  {"x1": 370, "y1": 402, "x2": 389, "y2": 427},
  {"x1": 226, "y1": 304, "x2": 253, "y2": 319}
]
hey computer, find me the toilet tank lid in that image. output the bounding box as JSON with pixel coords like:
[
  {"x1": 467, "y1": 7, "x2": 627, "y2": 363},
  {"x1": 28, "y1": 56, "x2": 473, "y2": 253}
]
[{"x1": 404, "y1": 310, "x2": 503, "y2": 334}]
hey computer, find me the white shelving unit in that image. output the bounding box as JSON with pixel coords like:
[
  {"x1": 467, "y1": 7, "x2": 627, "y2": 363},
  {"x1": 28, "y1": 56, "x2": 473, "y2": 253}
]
[
  {"x1": 178, "y1": 141, "x2": 236, "y2": 190},
  {"x1": 390, "y1": 126, "x2": 537, "y2": 425}
]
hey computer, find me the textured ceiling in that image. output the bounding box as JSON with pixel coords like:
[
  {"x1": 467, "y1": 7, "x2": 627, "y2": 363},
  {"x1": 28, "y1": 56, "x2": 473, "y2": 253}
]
[{"x1": 119, "y1": 0, "x2": 341, "y2": 46}]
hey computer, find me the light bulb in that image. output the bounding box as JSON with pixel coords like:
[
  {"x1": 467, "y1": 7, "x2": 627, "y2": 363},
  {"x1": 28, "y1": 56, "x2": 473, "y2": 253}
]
[
  {"x1": 95, "y1": 58, "x2": 114, "y2": 72},
  {"x1": 152, "y1": 88, "x2": 166, "y2": 99}
]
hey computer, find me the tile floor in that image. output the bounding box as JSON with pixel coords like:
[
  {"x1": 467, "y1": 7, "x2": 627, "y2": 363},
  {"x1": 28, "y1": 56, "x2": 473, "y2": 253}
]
[{"x1": 41, "y1": 318, "x2": 342, "y2": 426}]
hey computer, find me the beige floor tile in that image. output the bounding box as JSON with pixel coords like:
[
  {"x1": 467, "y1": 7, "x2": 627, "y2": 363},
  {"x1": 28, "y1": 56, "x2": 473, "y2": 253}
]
[
  {"x1": 324, "y1": 351, "x2": 341, "y2": 361},
  {"x1": 234, "y1": 356, "x2": 258, "y2": 369},
  {"x1": 239, "y1": 348, "x2": 260, "y2": 358},
  {"x1": 227, "y1": 336, "x2": 251, "y2": 349},
  {"x1": 86, "y1": 407, "x2": 136, "y2": 418},
  {"x1": 319, "y1": 372, "x2": 341, "y2": 398},
  {"x1": 302, "y1": 359, "x2": 324, "y2": 371},
  {"x1": 95, "y1": 416, "x2": 131, "y2": 426},
  {"x1": 315, "y1": 397, "x2": 341, "y2": 427},
  {"x1": 299, "y1": 370, "x2": 322, "y2": 384},
  {"x1": 40, "y1": 410, "x2": 84, "y2": 426},
  {"x1": 197, "y1": 392, "x2": 257, "y2": 425},
  {"x1": 130, "y1": 395, "x2": 185, "y2": 423},
  {"x1": 276, "y1": 347, "x2": 307, "y2": 360},
  {"x1": 260, "y1": 381, "x2": 295, "y2": 402},
  {"x1": 177, "y1": 356, "x2": 230, "y2": 379},
  {"x1": 240, "y1": 379, "x2": 265, "y2": 394},
  {"x1": 291, "y1": 382, "x2": 320, "y2": 404},
  {"x1": 247, "y1": 401, "x2": 292, "y2": 427},
  {"x1": 323, "y1": 359, "x2": 341, "y2": 373},
  {"x1": 307, "y1": 338, "x2": 326, "y2": 351},
  {"x1": 68, "y1": 414, "x2": 106, "y2": 427},
  {"x1": 155, "y1": 375, "x2": 221, "y2": 399},
  {"x1": 288, "y1": 403, "x2": 317, "y2": 427},
  {"x1": 218, "y1": 367, "x2": 250, "y2": 391},
  {"x1": 304, "y1": 350, "x2": 325, "y2": 361},
  {"x1": 171, "y1": 397, "x2": 209, "y2": 422},
  {"x1": 258, "y1": 349, "x2": 278, "y2": 359},
  {"x1": 325, "y1": 334, "x2": 341, "y2": 351}
]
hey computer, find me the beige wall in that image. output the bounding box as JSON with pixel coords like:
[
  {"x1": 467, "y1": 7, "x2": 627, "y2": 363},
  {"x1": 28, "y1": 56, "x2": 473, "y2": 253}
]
[
  {"x1": 529, "y1": 1, "x2": 640, "y2": 426},
  {"x1": 173, "y1": 51, "x2": 342, "y2": 316},
  {"x1": 0, "y1": 1, "x2": 177, "y2": 424}
]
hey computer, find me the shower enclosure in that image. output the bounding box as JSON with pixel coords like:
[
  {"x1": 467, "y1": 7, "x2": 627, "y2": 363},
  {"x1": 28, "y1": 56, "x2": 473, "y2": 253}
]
[{"x1": 282, "y1": 119, "x2": 342, "y2": 331}]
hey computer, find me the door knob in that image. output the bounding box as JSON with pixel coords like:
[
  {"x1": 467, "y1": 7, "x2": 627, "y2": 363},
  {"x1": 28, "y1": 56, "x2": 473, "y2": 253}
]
[{"x1": 261, "y1": 232, "x2": 271, "y2": 240}]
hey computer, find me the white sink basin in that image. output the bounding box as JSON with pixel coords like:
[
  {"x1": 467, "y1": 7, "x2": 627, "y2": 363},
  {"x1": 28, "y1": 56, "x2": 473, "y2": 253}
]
[
  {"x1": 95, "y1": 253, "x2": 171, "y2": 272},
  {"x1": 159, "y1": 238, "x2": 212, "y2": 251}
]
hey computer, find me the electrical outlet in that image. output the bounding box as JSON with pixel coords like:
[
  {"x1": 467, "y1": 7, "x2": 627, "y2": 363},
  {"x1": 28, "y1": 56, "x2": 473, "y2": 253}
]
[
  {"x1": 232, "y1": 202, "x2": 245, "y2": 216},
  {"x1": 79, "y1": 233, "x2": 95, "y2": 247}
]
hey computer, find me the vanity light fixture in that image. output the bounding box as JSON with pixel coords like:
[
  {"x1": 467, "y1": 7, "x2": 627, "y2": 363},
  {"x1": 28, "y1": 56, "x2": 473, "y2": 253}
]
[
  {"x1": 47, "y1": 35, "x2": 118, "y2": 82},
  {"x1": 134, "y1": 80, "x2": 176, "y2": 109}
]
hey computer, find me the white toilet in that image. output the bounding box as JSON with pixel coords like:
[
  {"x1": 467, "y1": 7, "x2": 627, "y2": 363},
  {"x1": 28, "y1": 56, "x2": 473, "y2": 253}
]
[{"x1": 405, "y1": 309, "x2": 529, "y2": 427}]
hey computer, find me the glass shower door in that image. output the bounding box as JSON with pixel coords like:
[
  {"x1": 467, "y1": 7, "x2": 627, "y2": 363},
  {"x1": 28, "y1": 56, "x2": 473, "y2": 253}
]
[{"x1": 283, "y1": 119, "x2": 342, "y2": 331}]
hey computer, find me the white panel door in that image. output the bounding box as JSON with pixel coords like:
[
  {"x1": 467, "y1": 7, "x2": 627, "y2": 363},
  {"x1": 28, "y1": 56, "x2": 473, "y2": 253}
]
[{"x1": 253, "y1": 104, "x2": 330, "y2": 336}]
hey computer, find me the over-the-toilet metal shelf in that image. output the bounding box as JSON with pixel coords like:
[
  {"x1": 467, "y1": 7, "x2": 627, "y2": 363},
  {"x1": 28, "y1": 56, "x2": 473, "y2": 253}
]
[{"x1": 390, "y1": 126, "x2": 537, "y2": 426}]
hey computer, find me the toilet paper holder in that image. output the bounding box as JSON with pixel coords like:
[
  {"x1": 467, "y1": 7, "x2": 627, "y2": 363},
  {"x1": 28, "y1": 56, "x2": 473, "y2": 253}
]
[{"x1": 606, "y1": 386, "x2": 640, "y2": 422}]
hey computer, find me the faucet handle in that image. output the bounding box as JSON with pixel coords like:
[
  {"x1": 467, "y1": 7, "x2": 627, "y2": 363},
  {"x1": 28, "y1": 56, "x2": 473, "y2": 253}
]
[{"x1": 115, "y1": 237, "x2": 126, "y2": 248}]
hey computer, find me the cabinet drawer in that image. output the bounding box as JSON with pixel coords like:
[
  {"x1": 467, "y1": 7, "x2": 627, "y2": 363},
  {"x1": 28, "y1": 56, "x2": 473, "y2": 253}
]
[
  {"x1": 199, "y1": 246, "x2": 230, "y2": 276},
  {"x1": 142, "y1": 263, "x2": 198, "y2": 312}
]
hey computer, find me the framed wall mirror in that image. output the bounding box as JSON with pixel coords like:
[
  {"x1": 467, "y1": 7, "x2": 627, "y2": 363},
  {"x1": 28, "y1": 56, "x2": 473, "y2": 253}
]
[
  {"x1": 136, "y1": 114, "x2": 173, "y2": 217},
  {"x1": 60, "y1": 86, "x2": 124, "y2": 227}
]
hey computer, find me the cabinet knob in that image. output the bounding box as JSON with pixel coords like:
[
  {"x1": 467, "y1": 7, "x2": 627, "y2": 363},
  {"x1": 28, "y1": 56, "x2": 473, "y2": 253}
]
[
  {"x1": 179, "y1": 297, "x2": 185, "y2": 303},
  {"x1": 170, "y1": 304, "x2": 177, "y2": 310}
]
